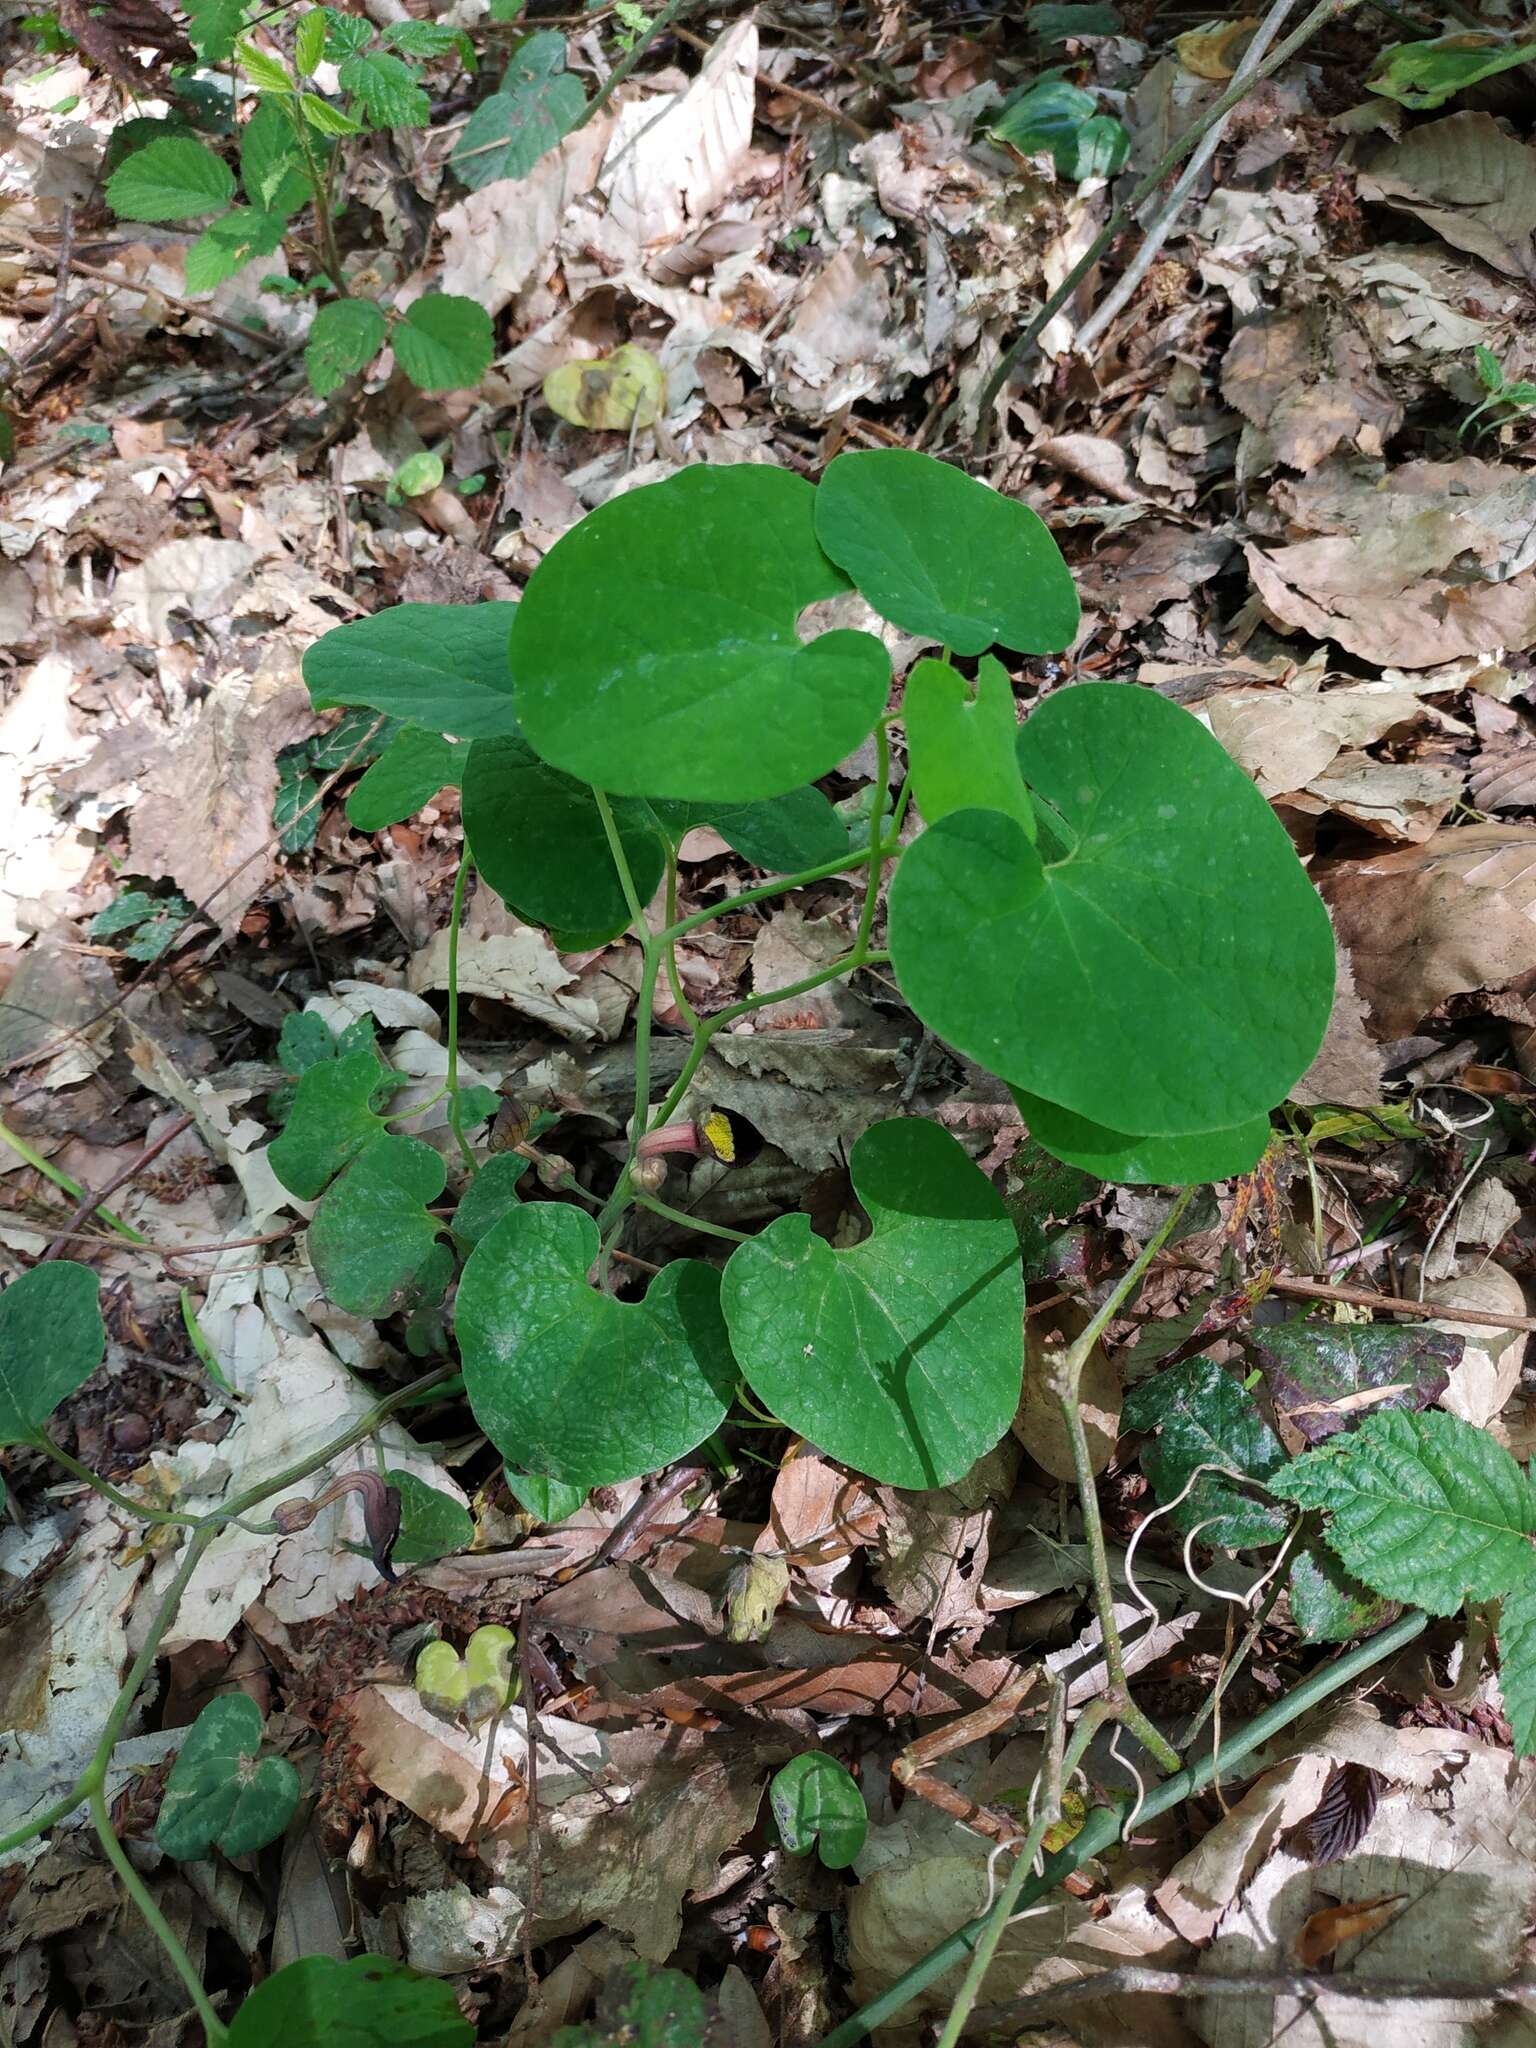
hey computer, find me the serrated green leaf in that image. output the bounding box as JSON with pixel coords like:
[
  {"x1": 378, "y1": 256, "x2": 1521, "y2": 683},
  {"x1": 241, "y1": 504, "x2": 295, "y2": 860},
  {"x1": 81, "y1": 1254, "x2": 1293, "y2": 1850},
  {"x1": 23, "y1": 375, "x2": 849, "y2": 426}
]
[
  {"x1": 239, "y1": 96, "x2": 311, "y2": 213},
  {"x1": 505, "y1": 1468, "x2": 586, "y2": 1523},
  {"x1": 1251, "y1": 1319, "x2": 1458, "y2": 1447},
  {"x1": 889, "y1": 684, "x2": 1336, "y2": 1138},
  {"x1": 304, "y1": 296, "x2": 387, "y2": 397},
  {"x1": 463, "y1": 735, "x2": 665, "y2": 933},
  {"x1": 300, "y1": 91, "x2": 363, "y2": 135},
  {"x1": 268, "y1": 1048, "x2": 392, "y2": 1200},
  {"x1": 347, "y1": 727, "x2": 469, "y2": 830},
  {"x1": 1368, "y1": 32, "x2": 1536, "y2": 109},
  {"x1": 309, "y1": 1135, "x2": 452, "y2": 1318},
  {"x1": 816, "y1": 450, "x2": 1079, "y2": 658},
  {"x1": 339, "y1": 49, "x2": 430, "y2": 127},
  {"x1": 304, "y1": 602, "x2": 520, "y2": 738},
  {"x1": 450, "y1": 31, "x2": 585, "y2": 188},
  {"x1": 184, "y1": 0, "x2": 247, "y2": 63},
  {"x1": 456, "y1": 1205, "x2": 736, "y2": 1490},
  {"x1": 513, "y1": 466, "x2": 889, "y2": 804},
  {"x1": 274, "y1": 750, "x2": 321, "y2": 852},
  {"x1": 1122, "y1": 1355, "x2": 1290, "y2": 1548},
  {"x1": 320, "y1": 7, "x2": 372, "y2": 58},
  {"x1": 385, "y1": 1469, "x2": 475, "y2": 1564},
  {"x1": 722, "y1": 1119, "x2": 1024, "y2": 1489},
  {"x1": 1012, "y1": 1089, "x2": 1270, "y2": 1186},
  {"x1": 156, "y1": 1695, "x2": 300, "y2": 1860},
  {"x1": 385, "y1": 20, "x2": 467, "y2": 57},
  {"x1": 238, "y1": 37, "x2": 296, "y2": 91},
  {"x1": 1287, "y1": 1542, "x2": 1395, "y2": 1645},
  {"x1": 107, "y1": 137, "x2": 236, "y2": 221},
  {"x1": 228, "y1": 1956, "x2": 472, "y2": 2048},
  {"x1": 0, "y1": 1263, "x2": 105, "y2": 1449},
  {"x1": 1272, "y1": 1408, "x2": 1536, "y2": 1611},
  {"x1": 294, "y1": 8, "x2": 324, "y2": 74},
  {"x1": 770, "y1": 1753, "x2": 867, "y2": 1869},
  {"x1": 392, "y1": 293, "x2": 494, "y2": 391},
  {"x1": 450, "y1": 1152, "x2": 531, "y2": 1249},
  {"x1": 185, "y1": 206, "x2": 288, "y2": 292},
  {"x1": 91, "y1": 888, "x2": 161, "y2": 938},
  {"x1": 1498, "y1": 1567, "x2": 1536, "y2": 1755}
]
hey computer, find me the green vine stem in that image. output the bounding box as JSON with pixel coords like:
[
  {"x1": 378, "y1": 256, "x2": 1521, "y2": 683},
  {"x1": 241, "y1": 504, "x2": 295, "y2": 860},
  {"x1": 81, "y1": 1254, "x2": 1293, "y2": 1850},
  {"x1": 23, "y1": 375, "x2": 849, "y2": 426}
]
[
  {"x1": 444, "y1": 846, "x2": 479, "y2": 1179},
  {"x1": 815, "y1": 1606, "x2": 1430, "y2": 2047},
  {"x1": 0, "y1": 1117, "x2": 144, "y2": 1243}
]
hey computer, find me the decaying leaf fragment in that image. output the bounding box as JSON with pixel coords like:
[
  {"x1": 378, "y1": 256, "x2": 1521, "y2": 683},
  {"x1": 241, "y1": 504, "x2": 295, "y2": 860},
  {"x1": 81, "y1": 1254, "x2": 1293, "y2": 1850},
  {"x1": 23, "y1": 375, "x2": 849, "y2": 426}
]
[{"x1": 543, "y1": 343, "x2": 665, "y2": 431}]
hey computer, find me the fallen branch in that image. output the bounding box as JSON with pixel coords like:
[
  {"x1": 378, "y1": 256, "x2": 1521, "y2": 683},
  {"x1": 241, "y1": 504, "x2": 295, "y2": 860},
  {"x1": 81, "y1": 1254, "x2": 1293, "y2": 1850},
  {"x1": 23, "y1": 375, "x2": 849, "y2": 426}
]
[
  {"x1": 975, "y1": 1966, "x2": 1536, "y2": 2030},
  {"x1": 1268, "y1": 1274, "x2": 1536, "y2": 1333}
]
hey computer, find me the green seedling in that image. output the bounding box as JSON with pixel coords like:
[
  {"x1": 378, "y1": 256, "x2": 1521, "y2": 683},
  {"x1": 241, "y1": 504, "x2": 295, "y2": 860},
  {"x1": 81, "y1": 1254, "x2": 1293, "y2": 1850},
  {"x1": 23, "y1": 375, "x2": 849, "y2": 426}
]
[
  {"x1": 90, "y1": 886, "x2": 199, "y2": 962},
  {"x1": 1461, "y1": 344, "x2": 1536, "y2": 439},
  {"x1": 770, "y1": 1752, "x2": 868, "y2": 1870},
  {"x1": 415, "y1": 1623, "x2": 520, "y2": 1723},
  {"x1": 155, "y1": 1695, "x2": 301, "y2": 1860}
]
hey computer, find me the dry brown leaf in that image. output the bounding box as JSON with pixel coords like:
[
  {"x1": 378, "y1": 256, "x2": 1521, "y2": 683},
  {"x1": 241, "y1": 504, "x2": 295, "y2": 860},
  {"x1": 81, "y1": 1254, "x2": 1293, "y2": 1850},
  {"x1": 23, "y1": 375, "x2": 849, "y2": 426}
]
[
  {"x1": 1075, "y1": 523, "x2": 1233, "y2": 627},
  {"x1": 1221, "y1": 308, "x2": 1401, "y2": 473},
  {"x1": 438, "y1": 122, "x2": 610, "y2": 318},
  {"x1": 1015, "y1": 1304, "x2": 1120, "y2": 1480},
  {"x1": 1293, "y1": 1894, "x2": 1405, "y2": 1967},
  {"x1": 1207, "y1": 679, "x2": 1430, "y2": 798},
  {"x1": 1291, "y1": 944, "x2": 1386, "y2": 1108},
  {"x1": 597, "y1": 21, "x2": 759, "y2": 249},
  {"x1": 1425, "y1": 1261, "x2": 1529, "y2": 1428},
  {"x1": 1321, "y1": 822, "x2": 1536, "y2": 1033},
  {"x1": 1359, "y1": 111, "x2": 1536, "y2": 279}
]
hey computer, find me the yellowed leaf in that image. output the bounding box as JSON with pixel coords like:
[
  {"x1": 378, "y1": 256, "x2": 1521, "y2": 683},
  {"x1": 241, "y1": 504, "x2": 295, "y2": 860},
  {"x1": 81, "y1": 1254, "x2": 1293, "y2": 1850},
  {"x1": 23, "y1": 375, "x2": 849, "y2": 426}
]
[
  {"x1": 543, "y1": 342, "x2": 664, "y2": 431},
  {"x1": 1176, "y1": 15, "x2": 1259, "y2": 77}
]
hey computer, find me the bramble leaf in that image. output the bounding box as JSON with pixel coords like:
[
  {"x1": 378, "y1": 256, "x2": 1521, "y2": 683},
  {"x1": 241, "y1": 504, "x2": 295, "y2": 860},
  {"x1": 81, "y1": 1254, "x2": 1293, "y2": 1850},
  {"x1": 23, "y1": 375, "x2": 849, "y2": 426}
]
[
  {"x1": 463, "y1": 735, "x2": 665, "y2": 933},
  {"x1": 1122, "y1": 1355, "x2": 1290, "y2": 1547},
  {"x1": 815, "y1": 450, "x2": 1079, "y2": 657},
  {"x1": 184, "y1": 207, "x2": 288, "y2": 292},
  {"x1": 239, "y1": 97, "x2": 311, "y2": 213},
  {"x1": 1011, "y1": 1089, "x2": 1270, "y2": 1185},
  {"x1": 393, "y1": 293, "x2": 494, "y2": 392},
  {"x1": 347, "y1": 727, "x2": 470, "y2": 830},
  {"x1": 107, "y1": 137, "x2": 235, "y2": 221},
  {"x1": 268, "y1": 1049, "x2": 394, "y2": 1200},
  {"x1": 1498, "y1": 1568, "x2": 1536, "y2": 1756},
  {"x1": 1272, "y1": 1408, "x2": 1536, "y2": 1610},
  {"x1": 227, "y1": 1955, "x2": 472, "y2": 2047},
  {"x1": 183, "y1": 0, "x2": 247, "y2": 64},
  {"x1": 512, "y1": 466, "x2": 890, "y2": 803},
  {"x1": 770, "y1": 1753, "x2": 868, "y2": 1869},
  {"x1": 304, "y1": 602, "x2": 520, "y2": 738},
  {"x1": 294, "y1": 8, "x2": 325, "y2": 73},
  {"x1": 456, "y1": 1206, "x2": 736, "y2": 1489},
  {"x1": 156, "y1": 1695, "x2": 300, "y2": 1860},
  {"x1": 889, "y1": 684, "x2": 1335, "y2": 1137},
  {"x1": 340, "y1": 50, "x2": 430, "y2": 126},
  {"x1": 305, "y1": 298, "x2": 387, "y2": 397},
  {"x1": 903, "y1": 656, "x2": 1035, "y2": 834},
  {"x1": 721, "y1": 1119, "x2": 1024, "y2": 1489},
  {"x1": 450, "y1": 32, "x2": 586, "y2": 189},
  {"x1": 1287, "y1": 1542, "x2": 1395, "y2": 1645},
  {"x1": 299, "y1": 93, "x2": 364, "y2": 135},
  {"x1": 308, "y1": 1135, "x2": 453, "y2": 1318},
  {"x1": 0, "y1": 1263, "x2": 105, "y2": 1448}
]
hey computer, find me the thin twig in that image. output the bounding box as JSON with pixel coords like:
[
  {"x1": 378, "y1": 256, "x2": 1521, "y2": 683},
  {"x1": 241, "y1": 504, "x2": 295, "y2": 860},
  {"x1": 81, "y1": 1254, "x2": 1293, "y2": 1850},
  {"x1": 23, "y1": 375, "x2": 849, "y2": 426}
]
[
  {"x1": 1267, "y1": 1274, "x2": 1536, "y2": 1332},
  {"x1": 578, "y1": 0, "x2": 704, "y2": 125},
  {"x1": 2, "y1": 233, "x2": 286, "y2": 352},
  {"x1": 40, "y1": 1112, "x2": 195, "y2": 1262},
  {"x1": 672, "y1": 21, "x2": 871, "y2": 137}
]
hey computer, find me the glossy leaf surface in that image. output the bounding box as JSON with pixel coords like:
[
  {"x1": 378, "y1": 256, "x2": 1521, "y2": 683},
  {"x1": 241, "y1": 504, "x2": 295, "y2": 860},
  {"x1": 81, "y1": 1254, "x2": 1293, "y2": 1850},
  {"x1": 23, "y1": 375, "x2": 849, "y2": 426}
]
[
  {"x1": 304, "y1": 603, "x2": 520, "y2": 738},
  {"x1": 156, "y1": 1695, "x2": 300, "y2": 1860},
  {"x1": 0, "y1": 1262, "x2": 105, "y2": 1449}
]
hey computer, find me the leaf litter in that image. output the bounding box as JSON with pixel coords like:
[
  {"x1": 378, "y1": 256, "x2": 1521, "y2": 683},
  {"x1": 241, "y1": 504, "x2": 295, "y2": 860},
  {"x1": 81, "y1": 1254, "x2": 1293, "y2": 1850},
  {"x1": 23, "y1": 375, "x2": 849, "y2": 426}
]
[{"x1": 6, "y1": 0, "x2": 1536, "y2": 2041}]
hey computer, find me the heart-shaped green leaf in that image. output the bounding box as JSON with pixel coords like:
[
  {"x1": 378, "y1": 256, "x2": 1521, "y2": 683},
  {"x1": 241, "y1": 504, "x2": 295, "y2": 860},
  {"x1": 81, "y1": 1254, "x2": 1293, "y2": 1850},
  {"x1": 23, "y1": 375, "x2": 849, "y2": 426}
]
[
  {"x1": 721, "y1": 1119, "x2": 1023, "y2": 1489},
  {"x1": 268, "y1": 1049, "x2": 396, "y2": 1200},
  {"x1": 511, "y1": 466, "x2": 890, "y2": 802},
  {"x1": 889, "y1": 684, "x2": 1335, "y2": 1136},
  {"x1": 456, "y1": 1205, "x2": 737, "y2": 1488},
  {"x1": 228, "y1": 1956, "x2": 472, "y2": 2048},
  {"x1": 814, "y1": 449, "x2": 1080, "y2": 657},
  {"x1": 451, "y1": 1151, "x2": 531, "y2": 1249},
  {"x1": 347, "y1": 727, "x2": 470, "y2": 830},
  {"x1": 770, "y1": 1752, "x2": 868, "y2": 1869},
  {"x1": 415, "y1": 1624, "x2": 518, "y2": 1720},
  {"x1": 386, "y1": 1470, "x2": 475, "y2": 1564},
  {"x1": 904, "y1": 655, "x2": 1034, "y2": 834},
  {"x1": 308, "y1": 1135, "x2": 453, "y2": 1317},
  {"x1": 0, "y1": 1262, "x2": 105, "y2": 1448},
  {"x1": 655, "y1": 787, "x2": 850, "y2": 873},
  {"x1": 505, "y1": 1468, "x2": 586, "y2": 1523},
  {"x1": 463, "y1": 735, "x2": 665, "y2": 932},
  {"x1": 304, "y1": 603, "x2": 521, "y2": 739},
  {"x1": 1012, "y1": 1089, "x2": 1270, "y2": 1185},
  {"x1": 156, "y1": 1695, "x2": 300, "y2": 1860}
]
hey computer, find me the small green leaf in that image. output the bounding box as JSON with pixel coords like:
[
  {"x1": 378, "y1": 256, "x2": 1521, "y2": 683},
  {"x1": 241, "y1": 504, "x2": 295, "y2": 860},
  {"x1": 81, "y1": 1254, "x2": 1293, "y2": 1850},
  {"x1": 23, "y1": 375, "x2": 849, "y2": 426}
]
[
  {"x1": 770, "y1": 1753, "x2": 867, "y2": 1869},
  {"x1": 386, "y1": 1470, "x2": 475, "y2": 1564},
  {"x1": 1122, "y1": 1355, "x2": 1290, "y2": 1548},
  {"x1": 394, "y1": 451, "x2": 444, "y2": 498},
  {"x1": 550, "y1": 1961, "x2": 706, "y2": 2048},
  {"x1": 278, "y1": 1010, "x2": 338, "y2": 1075},
  {"x1": 156, "y1": 1695, "x2": 300, "y2": 1860},
  {"x1": 1272, "y1": 1408, "x2": 1536, "y2": 1610},
  {"x1": 1287, "y1": 1542, "x2": 1395, "y2": 1645},
  {"x1": 889, "y1": 684, "x2": 1335, "y2": 1138},
  {"x1": 722, "y1": 1119, "x2": 1024, "y2": 1489},
  {"x1": 1012, "y1": 1089, "x2": 1270, "y2": 1186},
  {"x1": 239, "y1": 96, "x2": 310, "y2": 213},
  {"x1": 513, "y1": 466, "x2": 889, "y2": 804},
  {"x1": 463, "y1": 736, "x2": 666, "y2": 934},
  {"x1": 308, "y1": 1135, "x2": 452, "y2": 1318},
  {"x1": 1368, "y1": 32, "x2": 1536, "y2": 109},
  {"x1": 304, "y1": 602, "x2": 520, "y2": 738},
  {"x1": 339, "y1": 48, "x2": 430, "y2": 126},
  {"x1": 385, "y1": 19, "x2": 467, "y2": 57},
  {"x1": 1067, "y1": 112, "x2": 1130, "y2": 178},
  {"x1": 652, "y1": 788, "x2": 850, "y2": 873},
  {"x1": 320, "y1": 7, "x2": 372, "y2": 58},
  {"x1": 184, "y1": 206, "x2": 288, "y2": 291},
  {"x1": 0, "y1": 1263, "x2": 105, "y2": 1449},
  {"x1": 450, "y1": 1152, "x2": 531, "y2": 1250},
  {"x1": 294, "y1": 7, "x2": 325, "y2": 74},
  {"x1": 456, "y1": 1205, "x2": 736, "y2": 1490},
  {"x1": 505, "y1": 1468, "x2": 586, "y2": 1523},
  {"x1": 449, "y1": 31, "x2": 585, "y2": 188},
  {"x1": 347, "y1": 727, "x2": 469, "y2": 830},
  {"x1": 227, "y1": 1956, "x2": 472, "y2": 2048},
  {"x1": 238, "y1": 37, "x2": 296, "y2": 91},
  {"x1": 107, "y1": 137, "x2": 236, "y2": 221},
  {"x1": 1498, "y1": 1568, "x2": 1536, "y2": 1756},
  {"x1": 184, "y1": 0, "x2": 247, "y2": 64},
  {"x1": 393, "y1": 293, "x2": 494, "y2": 392},
  {"x1": 299, "y1": 91, "x2": 364, "y2": 135},
  {"x1": 904, "y1": 656, "x2": 1034, "y2": 834},
  {"x1": 304, "y1": 297, "x2": 387, "y2": 397},
  {"x1": 988, "y1": 74, "x2": 1129, "y2": 178},
  {"x1": 815, "y1": 450, "x2": 1080, "y2": 658},
  {"x1": 268, "y1": 1048, "x2": 392, "y2": 1200},
  {"x1": 1251, "y1": 1319, "x2": 1458, "y2": 1447}
]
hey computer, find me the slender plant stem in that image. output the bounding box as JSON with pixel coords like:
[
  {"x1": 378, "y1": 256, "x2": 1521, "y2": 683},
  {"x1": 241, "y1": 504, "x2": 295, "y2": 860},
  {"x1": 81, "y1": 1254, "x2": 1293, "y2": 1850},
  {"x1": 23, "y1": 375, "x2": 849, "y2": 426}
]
[
  {"x1": 444, "y1": 847, "x2": 479, "y2": 1179},
  {"x1": 578, "y1": 0, "x2": 700, "y2": 125},
  {"x1": 973, "y1": 0, "x2": 1362, "y2": 425},
  {"x1": 294, "y1": 114, "x2": 348, "y2": 294},
  {"x1": 658, "y1": 839, "x2": 901, "y2": 951},
  {"x1": 91, "y1": 1781, "x2": 227, "y2": 2044},
  {"x1": 0, "y1": 1118, "x2": 144, "y2": 1242},
  {"x1": 854, "y1": 724, "x2": 892, "y2": 959},
  {"x1": 662, "y1": 850, "x2": 702, "y2": 1034},
  {"x1": 33, "y1": 1435, "x2": 200, "y2": 1526},
  {"x1": 815, "y1": 1606, "x2": 1429, "y2": 2047},
  {"x1": 634, "y1": 1191, "x2": 750, "y2": 1243}
]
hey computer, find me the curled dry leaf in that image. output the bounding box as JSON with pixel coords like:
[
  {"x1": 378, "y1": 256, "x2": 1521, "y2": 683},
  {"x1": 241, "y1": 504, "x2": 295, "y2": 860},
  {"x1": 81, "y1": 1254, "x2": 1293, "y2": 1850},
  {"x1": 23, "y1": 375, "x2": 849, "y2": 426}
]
[
  {"x1": 1015, "y1": 1302, "x2": 1120, "y2": 1480},
  {"x1": 1293, "y1": 1893, "x2": 1406, "y2": 1967}
]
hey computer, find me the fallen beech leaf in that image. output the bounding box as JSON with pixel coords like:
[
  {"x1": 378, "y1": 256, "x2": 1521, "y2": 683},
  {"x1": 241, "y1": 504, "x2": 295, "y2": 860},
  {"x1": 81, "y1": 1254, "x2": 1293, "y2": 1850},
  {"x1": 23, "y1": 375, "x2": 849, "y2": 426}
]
[{"x1": 1293, "y1": 1892, "x2": 1406, "y2": 1966}]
